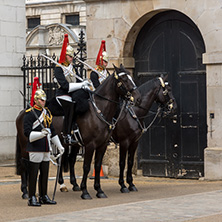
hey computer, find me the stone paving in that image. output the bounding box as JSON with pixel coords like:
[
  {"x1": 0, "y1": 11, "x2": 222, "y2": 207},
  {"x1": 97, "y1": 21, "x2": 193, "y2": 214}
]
[{"x1": 14, "y1": 190, "x2": 222, "y2": 222}]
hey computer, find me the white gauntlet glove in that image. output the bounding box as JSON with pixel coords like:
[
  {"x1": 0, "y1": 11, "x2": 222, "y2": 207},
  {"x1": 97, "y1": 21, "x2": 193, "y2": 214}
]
[
  {"x1": 51, "y1": 135, "x2": 65, "y2": 155},
  {"x1": 82, "y1": 79, "x2": 92, "y2": 90},
  {"x1": 41, "y1": 128, "x2": 51, "y2": 136},
  {"x1": 29, "y1": 132, "x2": 45, "y2": 142}
]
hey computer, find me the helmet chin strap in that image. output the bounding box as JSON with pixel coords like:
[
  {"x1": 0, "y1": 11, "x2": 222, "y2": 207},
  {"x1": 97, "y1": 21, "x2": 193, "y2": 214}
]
[{"x1": 35, "y1": 99, "x2": 44, "y2": 108}]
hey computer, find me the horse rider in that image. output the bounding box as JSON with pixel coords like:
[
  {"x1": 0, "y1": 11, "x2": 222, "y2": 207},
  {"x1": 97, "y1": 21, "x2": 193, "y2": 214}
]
[
  {"x1": 90, "y1": 40, "x2": 110, "y2": 89},
  {"x1": 24, "y1": 89, "x2": 65, "y2": 207},
  {"x1": 54, "y1": 34, "x2": 91, "y2": 145}
]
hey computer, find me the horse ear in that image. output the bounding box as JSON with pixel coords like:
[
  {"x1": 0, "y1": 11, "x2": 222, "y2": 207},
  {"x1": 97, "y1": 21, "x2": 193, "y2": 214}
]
[
  {"x1": 163, "y1": 74, "x2": 168, "y2": 81},
  {"x1": 113, "y1": 63, "x2": 119, "y2": 73}
]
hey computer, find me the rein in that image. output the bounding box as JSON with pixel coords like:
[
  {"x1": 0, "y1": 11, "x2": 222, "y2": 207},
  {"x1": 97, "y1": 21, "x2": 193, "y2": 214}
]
[
  {"x1": 128, "y1": 105, "x2": 162, "y2": 133},
  {"x1": 89, "y1": 92, "x2": 126, "y2": 130}
]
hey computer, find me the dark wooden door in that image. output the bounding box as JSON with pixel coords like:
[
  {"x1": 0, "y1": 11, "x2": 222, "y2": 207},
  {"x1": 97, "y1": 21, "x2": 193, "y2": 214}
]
[{"x1": 134, "y1": 10, "x2": 207, "y2": 178}]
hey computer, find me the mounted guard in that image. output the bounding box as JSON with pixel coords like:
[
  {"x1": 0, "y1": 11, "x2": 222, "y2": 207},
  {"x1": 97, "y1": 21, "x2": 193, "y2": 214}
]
[
  {"x1": 90, "y1": 40, "x2": 110, "y2": 89},
  {"x1": 53, "y1": 34, "x2": 91, "y2": 145}
]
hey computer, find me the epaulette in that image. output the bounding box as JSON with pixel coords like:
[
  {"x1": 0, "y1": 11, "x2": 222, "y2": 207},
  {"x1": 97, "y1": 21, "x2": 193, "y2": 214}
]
[
  {"x1": 96, "y1": 65, "x2": 103, "y2": 72},
  {"x1": 25, "y1": 107, "x2": 33, "y2": 113}
]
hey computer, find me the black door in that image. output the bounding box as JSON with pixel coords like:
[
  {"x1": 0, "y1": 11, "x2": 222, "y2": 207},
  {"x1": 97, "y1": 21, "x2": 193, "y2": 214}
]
[{"x1": 134, "y1": 10, "x2": 207, "y2": 178}]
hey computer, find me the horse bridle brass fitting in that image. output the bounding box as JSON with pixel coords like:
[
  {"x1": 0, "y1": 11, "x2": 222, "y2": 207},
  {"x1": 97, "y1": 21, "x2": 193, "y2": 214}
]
[{"x1": 158, "y1": 77, "x2": 174, "y2": 112}]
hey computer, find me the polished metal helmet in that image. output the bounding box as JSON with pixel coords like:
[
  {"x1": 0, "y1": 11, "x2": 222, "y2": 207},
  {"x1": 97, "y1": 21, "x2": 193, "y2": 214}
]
[
  {"x1": 66, "y1": 45, "x2": 74, "y2": 57},
  {"x1": 102, "y1": 51, "x2": 108, "y2": 63},
  {"x1": 34, "y1": 89, "x2": 46, "y2": 101}
]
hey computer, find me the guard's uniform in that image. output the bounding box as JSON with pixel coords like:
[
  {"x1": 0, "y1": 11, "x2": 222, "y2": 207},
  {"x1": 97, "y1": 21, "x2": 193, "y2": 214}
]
[
  {"x1": 24, "y1": 105, "x2": 56, "y2": 153},
  {"x1": 23, "y1": 92, "x2": 62, "y2": 206}
]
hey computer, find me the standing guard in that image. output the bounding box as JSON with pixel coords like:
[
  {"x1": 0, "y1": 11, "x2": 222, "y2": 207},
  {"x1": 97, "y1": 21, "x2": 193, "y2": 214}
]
[
  {"x1": 24, "y1": 89, "x2": 65, "y2": 207},
  {"x1": 54, "y1": 34, "x2": 91, "y2": 145},
  {"x1": 90, "y1": 40, "x2": 110, "y2": 89}
]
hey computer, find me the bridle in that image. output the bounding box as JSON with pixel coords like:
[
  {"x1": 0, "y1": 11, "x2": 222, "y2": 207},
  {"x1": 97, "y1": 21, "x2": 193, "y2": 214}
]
[
  {"x1": 127, "y1": 77, "x2": 175, "y2": 134},
  {"x1": 89, "y1": 71, "x2": 138, "y2": 130},
  {"x1": 158, "y1": 77, "x2": 174, "y2": 116},
  {"x1": 114, "y1": 72, "x2": 137, "y2": 102}
]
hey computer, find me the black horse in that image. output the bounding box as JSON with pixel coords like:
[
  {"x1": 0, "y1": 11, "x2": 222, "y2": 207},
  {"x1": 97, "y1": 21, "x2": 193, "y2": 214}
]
[
  {"x1": 112, "y1": 76, "x2": 177, "y2": 193},
  {"x1": 16, "y1": 64, "x2": 141, "y2": 200},
  {"x1": 45, "y1": 75, "x2": 177, "y2": 195}
]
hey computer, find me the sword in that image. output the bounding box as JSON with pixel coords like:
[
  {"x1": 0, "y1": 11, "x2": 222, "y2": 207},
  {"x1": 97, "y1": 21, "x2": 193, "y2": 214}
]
[
  {"x1": 75, "y1": 57, "x2": 106, "y2": 79},
  {"x1": 52, "y1": 153, "x2": 62, "y2": 201}
]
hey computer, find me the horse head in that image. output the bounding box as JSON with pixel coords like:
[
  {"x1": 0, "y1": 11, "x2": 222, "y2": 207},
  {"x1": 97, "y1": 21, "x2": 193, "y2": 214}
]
[
  {"x1": 113, "y1": 64, "x2": 141, "y2": 105},
  {"x1": 156, "y1": 75, "x2": 177, "y2": 117}
]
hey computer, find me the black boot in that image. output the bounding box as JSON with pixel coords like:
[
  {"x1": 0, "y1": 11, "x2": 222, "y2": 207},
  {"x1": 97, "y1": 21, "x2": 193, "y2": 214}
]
[
  {"x1": 58, "y1": 99, "x2": 78, "y2": 145},
  {"x1": 39, "y1": 161, "x2": 56, "y2": 205},
  {"x1": 28, "y1": 162, "x2": 41, "y2": 207}
]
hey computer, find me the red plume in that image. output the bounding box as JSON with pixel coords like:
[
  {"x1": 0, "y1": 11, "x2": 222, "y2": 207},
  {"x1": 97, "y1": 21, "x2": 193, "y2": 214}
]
[
  {"x1": 59, "y1": 34, "x2": 69, "y2": 64},
  {"x1": 96, "y1": 40, "x2": 106, "y2": 66},
  {"x1": 30, "y1": 77, "x2": 41, "y2": 107}
]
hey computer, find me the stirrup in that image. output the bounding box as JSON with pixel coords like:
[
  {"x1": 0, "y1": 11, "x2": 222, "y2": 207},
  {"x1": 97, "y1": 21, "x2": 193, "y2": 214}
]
[{"x1": 63, "y1": 134, "x2": 78, "y2": 145}]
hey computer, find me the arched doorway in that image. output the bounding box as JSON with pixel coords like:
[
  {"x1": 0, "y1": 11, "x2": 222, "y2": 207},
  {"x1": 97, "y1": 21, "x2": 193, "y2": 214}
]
[{"x1": 134, "y1": 10, "x2": 207, "y2": 178}]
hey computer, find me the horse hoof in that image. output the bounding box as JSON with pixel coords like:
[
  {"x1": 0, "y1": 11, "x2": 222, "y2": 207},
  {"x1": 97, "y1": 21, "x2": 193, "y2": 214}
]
[
  {"x1": 72, "y1": 185, "x2": 81, "y2": 191},
  {"x1": 22, "y1": 193, "x2": 29, "y2": 199},
  {"x1": 96, "y1": 192, "x2": 107, "y2": 198},
  {"x1": 120, "y1": 187, "x2": 130, "y2": 193},
  {"x1": 60, "y1": 184, "x2": 68, "y2": 192},
  {"x1": 129, "y1": 185, "x2": 138, "y2": 192},
  {"x1": 81, "y1": 193, "x2": 92, "y2": 200}
]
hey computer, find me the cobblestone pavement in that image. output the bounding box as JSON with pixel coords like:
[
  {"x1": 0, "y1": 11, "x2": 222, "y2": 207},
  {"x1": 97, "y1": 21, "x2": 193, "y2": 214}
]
[{"x1": 2, "y1": 159, "x2": 222, "y2": 222}]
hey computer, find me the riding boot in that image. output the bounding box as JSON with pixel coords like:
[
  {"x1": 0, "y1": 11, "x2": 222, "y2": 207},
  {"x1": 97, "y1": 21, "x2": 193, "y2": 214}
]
[
  {"x1": 28, "y1": 162, "x2": 41, "y2": 207},
  {"x1": 58, "y1": 99, "x2": 77, "y2": 145},
  {"x1": 39, "y1": 161, "x2": 56, "y2": 205}
]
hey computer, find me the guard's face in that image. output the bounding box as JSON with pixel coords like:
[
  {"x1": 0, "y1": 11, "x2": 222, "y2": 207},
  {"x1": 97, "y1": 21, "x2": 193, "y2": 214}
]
[
  {"x1": 103, "y1": 60, "x2": 108, "y2": 67},
  {"x1": 36, "y1": 99, "x2": 46, "y2": 108},
  {"x1": 66, "y1": 55, "x2": 73, "y2": 64}
]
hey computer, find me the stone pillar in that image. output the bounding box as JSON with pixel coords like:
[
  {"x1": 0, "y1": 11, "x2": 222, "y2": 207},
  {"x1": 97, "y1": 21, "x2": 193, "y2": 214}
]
[
  {"x1": 0, "y1": 0, "x2": 26, "y2": 160},
  {"x1": 204, "y1": 147, "x2": 222, "y2": 180}
]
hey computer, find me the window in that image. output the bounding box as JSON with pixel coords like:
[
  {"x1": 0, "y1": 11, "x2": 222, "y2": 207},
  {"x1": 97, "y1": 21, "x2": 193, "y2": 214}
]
[
  {"x1": 65, "y1": 14, "x2": 79, "y2": 26},
  {"x1": 27, "y1": 17, "x2": 40, "y2": 29}
]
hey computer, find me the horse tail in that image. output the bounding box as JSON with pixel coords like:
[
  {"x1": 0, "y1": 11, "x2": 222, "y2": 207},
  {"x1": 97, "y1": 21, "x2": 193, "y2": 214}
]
[{"x1": 15, "y1": 134, "x2": 22, "y2": 175}]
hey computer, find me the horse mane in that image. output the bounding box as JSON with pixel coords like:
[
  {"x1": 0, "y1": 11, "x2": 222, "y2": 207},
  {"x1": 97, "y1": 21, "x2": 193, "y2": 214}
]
[{"x1": 138, "y1": 78, "x2": 158, "y2": 95}]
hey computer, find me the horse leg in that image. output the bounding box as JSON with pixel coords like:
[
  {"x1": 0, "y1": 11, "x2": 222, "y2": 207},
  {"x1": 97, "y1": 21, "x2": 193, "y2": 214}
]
[
  {"x1": 119, "y1": 144, "x2": 129, "y2": 193},
  {"x1": 58, "y1": 162, "x2": 68, "y2": 192},
  {"x1": 80, "y1": 147, "x2": 94, "y2": 199},
  {"x1": 94, "y1": 145, "x2": 107, "y2": 198},
  {"x1": 69, "y1": 146, "x2": 80, "y2": 191},
  {"x1": 127, "y1": 142, "x2": 138, "y2": 192}
]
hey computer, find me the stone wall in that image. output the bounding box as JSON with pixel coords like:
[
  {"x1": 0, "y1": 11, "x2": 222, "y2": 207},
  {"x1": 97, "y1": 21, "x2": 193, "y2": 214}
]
[{"x1": 0, "y1": 0, "x2": 26, "y2": 160}]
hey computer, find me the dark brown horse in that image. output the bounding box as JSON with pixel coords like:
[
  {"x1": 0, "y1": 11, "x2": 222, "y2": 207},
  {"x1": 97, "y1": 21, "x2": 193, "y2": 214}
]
[
  {"x1": 112, "y1": 76, "x2": 177, "y2": 193},
  {"x1": 16, "y1": 64, "x2": 141, "y2": 200},
  {"x1": 45, "y1": 75, "x2": 177, "y2": 196}
]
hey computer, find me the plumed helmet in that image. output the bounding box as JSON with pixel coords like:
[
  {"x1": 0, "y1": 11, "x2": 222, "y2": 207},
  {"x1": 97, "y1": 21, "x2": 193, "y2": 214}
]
[
  {"x1": 102, "y1": 51, "x2": 108, "y2": 62},
  {"x1": 66, "y1": 45, "x2": 74, "y2": 57},
  {"x1": 34, "y1": 89, "x2": 46, "y2": 101}
]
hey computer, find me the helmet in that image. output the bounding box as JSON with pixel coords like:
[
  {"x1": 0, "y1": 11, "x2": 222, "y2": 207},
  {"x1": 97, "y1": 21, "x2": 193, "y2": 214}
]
[
  {"x1": 34, "y1": 89, "x2": 46, "y2": 102},
  {"x1": 66, "y1": 45, "x2": 74, "y2": 57},
  {"x1": 102, "y1": 51, "x2": 108, "y2": 63}
]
